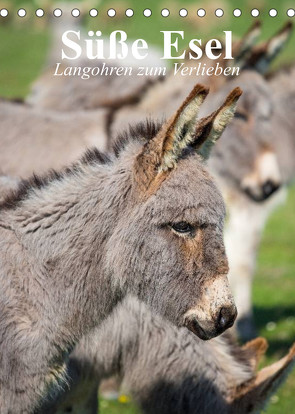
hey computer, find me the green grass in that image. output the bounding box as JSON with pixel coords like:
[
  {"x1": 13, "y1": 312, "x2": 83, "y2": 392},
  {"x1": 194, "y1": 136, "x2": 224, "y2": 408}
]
[
  {"x1": 100, "y1": 397, "x2": 140, "y2": 414},
  {"x1": 0, "y1": 25, "x2": 49, "y2": 97},
  {"x1": 252, "y1": 188, "x2": 295, "y2": 414},
  {"x1": 0, "y1": 2, "x2": 294, "y2": 412}
]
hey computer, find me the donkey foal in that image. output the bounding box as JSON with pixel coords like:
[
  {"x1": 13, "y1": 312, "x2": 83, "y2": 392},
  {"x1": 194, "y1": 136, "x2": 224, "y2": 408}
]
[
  {"x1": 110, "y1": 22, "x2": 292, "y2": 340},
  {"x1": 22, "y1": 22, "x2": 292, "y2": 340},
  {"x1": 0, "y1": 85, "x2": 240, "y2": 413}
]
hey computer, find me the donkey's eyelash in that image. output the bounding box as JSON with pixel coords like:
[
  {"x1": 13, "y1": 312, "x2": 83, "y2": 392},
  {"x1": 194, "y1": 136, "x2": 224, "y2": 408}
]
[
  {"x1": 167, "y1": 222, "x2": 209, "y2": 237},
  {"x1": 170, "y1": 222, "x2": 194, "y2": 234}
]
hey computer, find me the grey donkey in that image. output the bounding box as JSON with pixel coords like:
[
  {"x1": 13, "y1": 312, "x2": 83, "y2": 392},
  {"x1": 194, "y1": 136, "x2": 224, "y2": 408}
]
[
  {"x1": 0, "y1": 85, "x2": 240, "y2": 413},
  {"x1": 0, "y1": 99, "x2": 107, "y2": 177},
  {"x1": 218, "y1": 23, "x2": 294, "y2": 338},
  {"x1": 26, "y1": 22, "x2": 292, "y2": 340},
  {"x1": 1, "y1": 175, "x2": 293, "y2": 413},
  {"x1": 110, "y1": 22, "x2": 293, "y2": 340},
  {"x1": 267, "y1": 62, "x2": 295, "y2": 184},
  {"x1": 27, "y1": 2, "x2": 163, "y2": 113},
  {"x1": 36, "y1": 297, "x2": 295, "y2": 414}
]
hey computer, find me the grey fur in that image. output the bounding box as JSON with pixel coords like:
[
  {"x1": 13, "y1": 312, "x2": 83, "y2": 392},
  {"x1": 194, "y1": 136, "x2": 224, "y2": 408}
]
[
  {"x1": 1, "y1": 54, "x2": 286, "y2": 343},
  {"x1": 0, "y1": 100, "x2": 107, "y2": 177},
  {"x1": 110, "y1": 66, "x2": 283, "y2": 339},
  {"x1": 24, "y1": 27, "x2": 287, "y2": 340},
  {"x1": 0, "y1": 95, "x2": 235, "y2": 413},
  {"x1": 39, "y1": 297, "x2": 252, "y2": 414},
  {"x1": 38, "y1": 297, "x2": 294, "y2": 414},
  {"x1": 268, "y1": 63, "x2": 295, "y2": 183},
  {"x1": 0, "y1": 175, "x2": 19, "y2": 202},
  {"x1": 27, "y1": 63, "x2": 156, "y2": 113}
]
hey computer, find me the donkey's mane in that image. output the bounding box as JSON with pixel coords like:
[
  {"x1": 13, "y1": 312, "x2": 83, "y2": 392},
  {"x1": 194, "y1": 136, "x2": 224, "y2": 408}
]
[
  {"x1": 0, "y1": 120, "x2": 162, "y2": 211},
  {"x1": 112, "y1": 119, "x2": 162, "y2": 157}
]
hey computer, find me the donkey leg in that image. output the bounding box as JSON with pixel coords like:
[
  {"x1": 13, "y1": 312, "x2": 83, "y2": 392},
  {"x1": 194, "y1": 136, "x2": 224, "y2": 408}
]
[
  {"x1": 225, "y1": 188, "x2": 287, "y2": 341},
  {"x1": 225, "y1": 202, "x2": 261, "y2": 340}
]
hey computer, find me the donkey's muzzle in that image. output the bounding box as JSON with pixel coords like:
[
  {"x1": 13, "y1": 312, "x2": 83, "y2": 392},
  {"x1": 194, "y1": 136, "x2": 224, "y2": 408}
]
[
  {"x1": 185, "y1": 318, "x2": 211, "y2": 340},
  {"x1": 244, "y1": 180, "x2": 280, "y2": 202},
  {"x1": 184, "y1": 304, "x2": 237, "y2": 340},
  {"x1": 262, "y1": 180, "x2": 280, "y2": 199},
  {"x1": 216, "y1": 305, "x2": 237, "y2": 333}
]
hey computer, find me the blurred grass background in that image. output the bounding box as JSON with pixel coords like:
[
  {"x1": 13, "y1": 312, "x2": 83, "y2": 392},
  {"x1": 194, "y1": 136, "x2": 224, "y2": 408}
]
[{"x1": 0, "y1": 0, "x2": 294, "y2": 412}]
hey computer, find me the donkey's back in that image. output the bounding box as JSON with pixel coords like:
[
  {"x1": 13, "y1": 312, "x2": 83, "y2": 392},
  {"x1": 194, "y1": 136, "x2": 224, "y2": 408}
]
[{"x1": 0, "y1": 99, "x2": 107, "y2": 177}]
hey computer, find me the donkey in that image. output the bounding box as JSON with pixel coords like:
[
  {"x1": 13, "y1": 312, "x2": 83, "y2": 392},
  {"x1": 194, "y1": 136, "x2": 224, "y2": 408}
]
[
  {"x1": 31, "y1": 22, "x2": 292, "y2": 340},
  {"x1": 27, "y1": 2, "x2": 164, "y2": 112},
  {"x1": 10, "y1": 23, "x2": 293, "y2": 340},
  {"x1": 203, "y1": 73, "x2": 288, "y2": 339},
  {"x1": 219, "y1": 23, "x2": 294, "y2": 337},
  {"x1": 267, "y1": 63, "x2": 295, "y2": 183},
  {"x1": 110, "y1": 22, "x2": 293, "y2": 340},
  {"x1": 0, "y1": 99, "x2": 107, "y2": 177},
  {"x1": 223, "y1": 62, "x2": 295, "y2": 335},
  {"x1": 27, "y1": 63, "x2": 158, "y2": 113},
  {"x1": 36, "y1": 296, "x2": 295, "y2": 414},
  {"x1": 0, "y1": 85, "x2": 240, "y2": 413}
]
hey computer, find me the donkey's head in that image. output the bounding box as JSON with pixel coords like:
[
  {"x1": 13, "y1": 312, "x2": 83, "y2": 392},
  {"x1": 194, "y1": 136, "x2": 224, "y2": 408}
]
[
  {"x1": 107, "y1": 85, "x2": 241, "y2": 339},
  {"x1": 205, "y1": 70, "x2": 281, "y2": 203},
  {"x1": 204, "y1": 22, "x2": 293, "y2": 203}
]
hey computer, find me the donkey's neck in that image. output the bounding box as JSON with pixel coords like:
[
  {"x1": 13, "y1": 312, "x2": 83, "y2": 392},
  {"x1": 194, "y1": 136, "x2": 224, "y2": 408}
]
[{"x1": 3, "y1": 159, "x2": 132, "y2": 344}]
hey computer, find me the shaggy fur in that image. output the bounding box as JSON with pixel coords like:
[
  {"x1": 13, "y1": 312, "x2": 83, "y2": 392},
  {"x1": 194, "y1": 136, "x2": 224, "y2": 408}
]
[
  {"x1": 0, "y1": 88, "x2": 238, "y2": 413},
  {"x1": 37, "y1": 297, "x2": 295, "y2": 414},
  {"x1": 0, "y1": 24, "x2": 289, "y2": 343},
  {"x1": 109, "y1": 23, "x2": 292, "y2": 340},
  {"x1": 0, "y1": 175, "x2": 19, "y2": 202}
]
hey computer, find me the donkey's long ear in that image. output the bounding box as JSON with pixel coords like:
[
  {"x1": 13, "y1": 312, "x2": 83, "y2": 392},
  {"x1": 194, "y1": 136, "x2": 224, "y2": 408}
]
[
  {"x1": 159, "y1": 84, "x2": 209, "y2": 171},
  {"x1": 133, "y1": 84, "x2": 209, "y2": 191},
  {"x1": 244, "y1": 22, "x2": 293, "y2": 74},
  {"x1": 233, "y1": 21, "x2": 262, "y2": 66},
  {"x1": 191, "y1": 87, "x2": 242, "y2": 160},
  {"x1": 230, "y1": 342, "x2": 295, "y2": 414},
  {"x1": 242, "y1": 337, "x2": 268, "y2": 370}
]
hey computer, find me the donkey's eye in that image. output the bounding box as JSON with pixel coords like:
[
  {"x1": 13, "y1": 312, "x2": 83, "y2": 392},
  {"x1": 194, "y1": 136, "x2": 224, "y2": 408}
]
[
  {"x1": 171, "y1": 222, "x2": 194, "y2": 234},
  {"x1": 234, "y1": 111, "x2": 248, "y2": 121}
]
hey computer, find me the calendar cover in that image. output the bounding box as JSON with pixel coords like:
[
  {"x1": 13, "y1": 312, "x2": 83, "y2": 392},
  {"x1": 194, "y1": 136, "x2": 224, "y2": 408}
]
[{"x1": 0, "y1": 1, "x2": 294, "y2": 413}]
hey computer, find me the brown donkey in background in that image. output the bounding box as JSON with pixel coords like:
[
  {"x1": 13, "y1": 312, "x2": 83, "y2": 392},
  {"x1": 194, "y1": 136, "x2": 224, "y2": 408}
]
[{"x1": 0, "y1": 85, "x2": 240, "y2": 413}]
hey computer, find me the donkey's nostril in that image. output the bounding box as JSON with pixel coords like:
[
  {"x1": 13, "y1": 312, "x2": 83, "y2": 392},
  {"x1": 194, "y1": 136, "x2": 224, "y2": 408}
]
[
  {"x1": 217, "y1": 306, "x2": 237, "y2": 332},
  {"x1": 243, "y1": 180, "x2": 280, "y2": 202},
  {"x1": 262, "y1": 180, "x2": 279, "y2": 199},
  {"x1": 218, "y1": 312, "x2": 227, "y2": 329}
]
